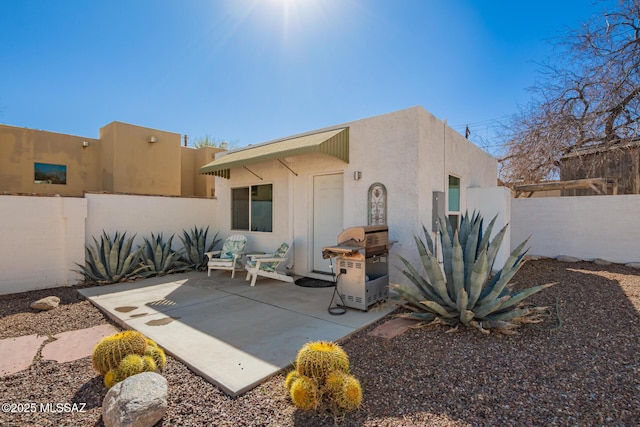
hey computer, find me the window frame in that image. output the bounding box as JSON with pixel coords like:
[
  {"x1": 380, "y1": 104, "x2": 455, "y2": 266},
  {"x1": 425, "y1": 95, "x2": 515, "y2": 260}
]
[
  {"x1": 230, "y1": 183, "x2": 273, "y2": 233},
  {"x1": 447, "y1": 174, "x2": 461, "y2": 232}
]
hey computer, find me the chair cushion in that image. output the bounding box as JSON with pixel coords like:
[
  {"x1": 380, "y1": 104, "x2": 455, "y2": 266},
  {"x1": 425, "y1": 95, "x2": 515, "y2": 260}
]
[
  {"x1": 220, "y1": 238, "x2": 246, "y2": 259},
  {"x1": 260, "y1": 242, "x2": 289, "y2": 272},
  {"x1": 209, "y1": 259, "x2": 234, "y2": 267}
]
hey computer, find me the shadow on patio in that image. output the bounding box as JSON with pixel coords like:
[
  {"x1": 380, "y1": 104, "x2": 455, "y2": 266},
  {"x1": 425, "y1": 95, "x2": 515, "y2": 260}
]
[{"x1": 79, "y1": 270, "x2": 399, "y2": 397}]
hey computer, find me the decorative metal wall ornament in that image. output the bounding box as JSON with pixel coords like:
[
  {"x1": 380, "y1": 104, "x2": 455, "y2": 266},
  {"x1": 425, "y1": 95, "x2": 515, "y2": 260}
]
[{"x1": 368, "y1": 182, "x2": 387, "y2": 225}]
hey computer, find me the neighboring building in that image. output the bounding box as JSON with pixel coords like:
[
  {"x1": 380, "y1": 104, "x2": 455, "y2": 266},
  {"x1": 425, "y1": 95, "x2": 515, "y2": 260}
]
[
  {"x1": 0, "y1": 122, "x2": 223, "y2": 198},
  {"x1": 560, "y1": 140, "x2": 640, "y2": 196},
  {"x1": 200, "y1": 106, "x2": 501, "y2": 285}
]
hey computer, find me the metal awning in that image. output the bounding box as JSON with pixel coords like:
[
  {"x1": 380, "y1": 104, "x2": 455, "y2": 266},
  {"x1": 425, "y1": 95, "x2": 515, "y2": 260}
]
[{"x1": 199, "y1": 127, "x2": 349, "y2": 179}]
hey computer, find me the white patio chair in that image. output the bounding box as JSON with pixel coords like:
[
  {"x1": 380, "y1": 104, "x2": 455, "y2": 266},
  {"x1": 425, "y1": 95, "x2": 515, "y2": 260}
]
[
  {"x1": 244, "y1": 241, "x2": 293, "y2": 286},
  {"x1": 205, "y1": 234, "x2": 247, "y2": 278}
]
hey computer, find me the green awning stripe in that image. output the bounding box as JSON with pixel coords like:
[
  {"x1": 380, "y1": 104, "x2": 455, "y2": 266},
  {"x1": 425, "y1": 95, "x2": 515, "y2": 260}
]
[{"x1": 199, "y1": 128, "x2": 349, "y2": 178}]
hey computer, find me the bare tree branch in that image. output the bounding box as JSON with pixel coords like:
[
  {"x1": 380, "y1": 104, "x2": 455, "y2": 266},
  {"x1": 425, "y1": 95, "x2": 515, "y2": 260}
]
[{"x1": 499, "y1": 0, "x2": 640, "y2": 184}]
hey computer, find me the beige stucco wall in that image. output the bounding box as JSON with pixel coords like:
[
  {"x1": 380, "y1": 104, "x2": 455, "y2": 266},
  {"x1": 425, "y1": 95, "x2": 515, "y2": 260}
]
[
  {"x1": 181, "y1": 146, "x2": 222, "y2": 197},
  {"x1": 0, "y1": 125, "x2": 101, "y2": 196},
  {"x1": 211, "y1": 106, "x2": 499, "y2": 285},
  {"x1": 100, "y1": 122, "x2": 182, "y2": 196}
]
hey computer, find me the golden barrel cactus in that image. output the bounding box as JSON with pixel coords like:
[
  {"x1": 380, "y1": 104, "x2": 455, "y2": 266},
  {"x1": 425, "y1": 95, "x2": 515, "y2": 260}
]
[
  {"x1": 295, "y1": 341, "x2": 349, "y2": 382},
  {"x1": 92, "y1": 331, "x2": 147, "y2": 375},
  {"x1": 285, "y1": 370, "x2": 300, "y2": 391},
  {"x1": 289, "y1": 375, "x2": 320, "y2": 411},
  {"x1": 144, "y1": 338, "x2": 166, "y2": 370},
  {"x1": 325, "y1": 370, "x2": 363, "y2": 410},
  {"x1": 103, "y1": 354, "x2": 158, "y2": 388},
  {"x1": 286, "y1": 341, "x2": 363, "y2": 414}
]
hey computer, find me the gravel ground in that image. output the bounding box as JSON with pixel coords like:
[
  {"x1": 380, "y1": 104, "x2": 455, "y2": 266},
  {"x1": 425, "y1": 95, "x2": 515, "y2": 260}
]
[{"x1": 0, "y1": 259, "x2": 639, "y2": 427}]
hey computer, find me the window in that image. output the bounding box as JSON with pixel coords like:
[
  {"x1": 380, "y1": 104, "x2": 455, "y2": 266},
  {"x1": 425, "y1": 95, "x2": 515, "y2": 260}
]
[
  {"x1": 231, "y1": 184, "x2": 273, "y2": 232},
  {"x1": 34, "y1": 163, "x2": 67, "y2": 185},
  {"x1": 448, "y1": 175, "x2": 461, "y2": 232}
]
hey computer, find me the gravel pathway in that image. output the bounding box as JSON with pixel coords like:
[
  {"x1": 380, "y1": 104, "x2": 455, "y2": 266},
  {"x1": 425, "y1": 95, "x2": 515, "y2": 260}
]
[{"x1": 0, "y1": 259, "x2": 639, "y2": 426}]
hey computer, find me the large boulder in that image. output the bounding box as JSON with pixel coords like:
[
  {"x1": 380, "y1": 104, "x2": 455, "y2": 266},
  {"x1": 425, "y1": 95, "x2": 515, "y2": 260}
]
[
  {"x1": 30, "y1": 296, "x2": 60, "y2": 311},
  {"x1": 102, "y1": 372, "x2": 168, "y2": 427}
]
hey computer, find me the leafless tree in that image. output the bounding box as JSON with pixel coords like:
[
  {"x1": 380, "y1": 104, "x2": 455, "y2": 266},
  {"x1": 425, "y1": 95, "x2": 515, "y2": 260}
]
[{"x1": 499, "y1": 0, "x2": 640, "y2": 184}]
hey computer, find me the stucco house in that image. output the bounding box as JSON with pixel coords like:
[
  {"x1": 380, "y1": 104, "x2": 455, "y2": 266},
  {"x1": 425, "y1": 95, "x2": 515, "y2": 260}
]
[
  {"x1": 199, "y1": 106, "x2": 502, "y2": 286},
  {"x1": 0, "y1": 122, "x2": 223, "y2": 198}
]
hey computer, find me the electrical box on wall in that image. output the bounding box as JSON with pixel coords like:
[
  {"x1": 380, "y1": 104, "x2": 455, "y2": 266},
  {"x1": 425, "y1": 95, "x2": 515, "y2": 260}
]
[{"x1": 432, "y1": 191, "x2": 445, "y2": 232}]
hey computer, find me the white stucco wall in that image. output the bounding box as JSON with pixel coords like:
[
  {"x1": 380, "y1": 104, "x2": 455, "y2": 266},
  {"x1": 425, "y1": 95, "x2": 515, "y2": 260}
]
[
  {"x1": 212, "y1": 106, "x2": 499, "y2": 286},
  {"x1": 511, "y1": 195, "x2": 640, "y2": 264},
  {"x1": 467, "y1": 186, "x2": 512, "y2": 269},
  {"x1": 0, "y1": 195, "x2": 87, "y2": 294},
  {"x1": 85, "y1": 193, "x2": 217, "y2": 250}
]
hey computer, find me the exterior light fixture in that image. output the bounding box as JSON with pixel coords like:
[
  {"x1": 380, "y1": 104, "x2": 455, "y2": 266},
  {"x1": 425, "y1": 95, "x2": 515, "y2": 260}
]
[
  {"x1": 148, "y1": 136, "x2": 158, "y2": 143},
  {"x1": 82, "y1": 141, "x2": 89, "y2": 147},
  {"x1": 354, "y1": 171, "x2": 362, "y2": 180}
]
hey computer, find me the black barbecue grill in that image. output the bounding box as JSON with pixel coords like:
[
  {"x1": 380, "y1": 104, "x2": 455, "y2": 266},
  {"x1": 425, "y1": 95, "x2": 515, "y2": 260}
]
[{"x1": 322, "y1": 225, "x2": 391, "y2": 311}]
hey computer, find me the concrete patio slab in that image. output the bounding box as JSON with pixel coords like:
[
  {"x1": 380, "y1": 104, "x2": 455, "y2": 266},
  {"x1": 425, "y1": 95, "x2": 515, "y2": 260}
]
[
  {"x1": 0, "y1": 334, "x2": 47, "y2": 376},
  {"x1": 41, "y1": 324, "x2": 119, "y2": 363},
  {"x1": 80, "y1": 271, "x2": 399, "y2": 396}
]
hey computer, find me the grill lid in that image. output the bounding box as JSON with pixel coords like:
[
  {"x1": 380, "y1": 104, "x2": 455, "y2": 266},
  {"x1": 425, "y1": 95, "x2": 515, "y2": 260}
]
[
  {"x1": 331, "y1": 225, "x2": 390, "y2": 258},
  {"x1": 337, "y1": 225, "x2": 388, "y2": 246}
]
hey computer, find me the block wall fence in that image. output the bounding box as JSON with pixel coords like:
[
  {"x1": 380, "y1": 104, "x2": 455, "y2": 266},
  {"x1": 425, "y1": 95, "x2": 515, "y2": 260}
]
[
  {"x1": 1, "y1": 191, "x2": 638, "y2": 295},
  {"x1": 0, "y1": 194, "x2": 217, "y2": 295},
  {"x1": 510, "y1": 194, "x2": 640, "y2": 264}
]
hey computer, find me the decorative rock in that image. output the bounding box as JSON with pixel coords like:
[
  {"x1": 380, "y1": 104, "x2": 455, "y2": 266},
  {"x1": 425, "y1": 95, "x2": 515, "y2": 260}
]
[
  {"x1": 556, "y1": 256, "x2": 582, "y2": 263},
  {"x1": 593, "y1": 258, "x2": 612, "y2": 266},
  {"x1": 524, "y1": 255, "x2": 547, "y2": 261},
  {"x1": 625, "y1": 262, "x2": 640, "y2": 269},
  {"x1": 102, "y1": 372, "x2": 168, "y2": 427},
  {"x1": 29, "y1": 296, "x2": 60, "y2": 311}
]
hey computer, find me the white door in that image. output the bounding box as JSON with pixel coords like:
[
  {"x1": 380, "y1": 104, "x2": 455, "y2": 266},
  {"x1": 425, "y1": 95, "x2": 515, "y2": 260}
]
[{"x1": 313, "y1": 174, "x2": 344, "y2": 273}]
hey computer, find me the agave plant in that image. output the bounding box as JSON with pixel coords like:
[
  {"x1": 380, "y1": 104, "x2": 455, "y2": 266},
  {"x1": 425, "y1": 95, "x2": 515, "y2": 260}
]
[
  {"x1": 139, "y1": 233, "x2": 190, "y2": 277},
  {"x1": 74, "y1": 231, "x2": 147, "y2": 285},
  {"x1": 395, "y1": 212, "x2": 554, "y2": 334},
  {"x1": 179, "y1": 226, "x2": 221, "y2": 270}
]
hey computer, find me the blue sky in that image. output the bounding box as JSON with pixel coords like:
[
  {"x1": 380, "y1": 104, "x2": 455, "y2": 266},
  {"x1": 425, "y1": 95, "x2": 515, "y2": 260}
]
[{"x1": 0, "y1": 0, "x2": 611, "y2": 153}]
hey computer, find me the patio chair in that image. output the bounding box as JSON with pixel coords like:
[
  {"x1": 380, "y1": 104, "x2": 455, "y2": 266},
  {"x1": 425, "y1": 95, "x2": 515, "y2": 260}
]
[
  {"x1": 244, "y1": 241, "x2": 293, "y2": 286},
  {"x1": 205, "y1": 234, "x2": 247, "y2": 278}
]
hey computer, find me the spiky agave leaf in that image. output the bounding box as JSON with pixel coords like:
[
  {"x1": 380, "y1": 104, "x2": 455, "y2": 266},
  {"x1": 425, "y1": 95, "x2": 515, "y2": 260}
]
[
  {"x1": 437, "y1": 219, "x2": 455, "y2": 299},
  {"x1": 451, "y1": 229, "x2": 465, "y2": 299},
  {"x1": 477, "y1": 215, "x2": 498, "y2": 258},
  {"x1": 476, "y1": 240, "x2": 529, "y2": 307},
  {"x1": 397, "y1": 256, "x2": 447, "y2": 306},
  {"x1": 467, "y1": 249, "x2": 489, "y2": 308},
  {"x1": 393, "y1": 285, "x2": 446, "y2": 314},
  {"x1": 485, "y1": 223, "x2": 509, "y2": 273},
  {"x1": 417, "y1": 248, "x2": 456, "y2": 309},
  {"x1": 496, "y1": 283, "x2": 555, "y2": 311},
  {"x1": 396, "y1": 311, "x2": 437, "y2": 322},
  {"x1": 463, "y1": 217, "x2": 483, "y2": 286}
]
